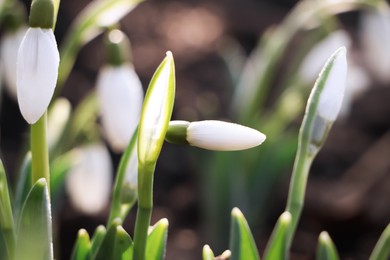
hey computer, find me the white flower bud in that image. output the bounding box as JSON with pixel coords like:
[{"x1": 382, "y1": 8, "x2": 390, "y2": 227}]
[
  {"x1": 16, "y1": 27, "x2": 60, "y2": 124},
  {"x1": 186, "y1": 120, "x2": 266, "y2": 151},
  {"x1": 0, "y1": 26, "x2": 28, "y2": 100},
  {"x1": 316, "y1": 47, "x2": 347, "y2": 121},
  {"x1": 66, "y1": 144, "x2": 113, "y2": 215},
  {"x1": 299, "y1": 30, "x2": 351, "y2": 83},
  {"x1": 97, "y1": 64, "x2": 144, "y2": 152}
]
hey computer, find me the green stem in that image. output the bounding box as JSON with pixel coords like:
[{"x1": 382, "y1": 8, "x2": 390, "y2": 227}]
[
  {"x1": 31, "y1": 112, "x2": 50, "y2": 191},
  {"x1": 369, "y1": 223, "x2": 390, "y2": 260},
  {"x1": 107, "y1": 128, "x2": 138, "y2": 225},
  {"x1": 133, "y1": 163, "x2": 155, "y2": 260}
]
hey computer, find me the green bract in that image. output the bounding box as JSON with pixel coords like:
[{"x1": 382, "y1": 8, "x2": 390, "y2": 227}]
[
  {"x1": 29, "y1": 0, "x2": 55, "y2": 29},
  {"x1": 137, "y1": 51, "x2": 175, "y2": 166}
]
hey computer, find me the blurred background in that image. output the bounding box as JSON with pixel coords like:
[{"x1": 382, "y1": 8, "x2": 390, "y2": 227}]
[{"x1": 1, "y1": 0, "x2": 389, "y2": 259}]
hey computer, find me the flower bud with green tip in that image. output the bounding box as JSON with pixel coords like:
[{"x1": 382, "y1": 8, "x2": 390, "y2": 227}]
[
  {"x1": 166, "y1": 120, "x2": 266, "y2": 151},
  {"x1": 97, "y1": 29, "x2": 143, "y2": 152},
  {"x1": 16, "y1": 0, "x2": 59, "y2": 124}
]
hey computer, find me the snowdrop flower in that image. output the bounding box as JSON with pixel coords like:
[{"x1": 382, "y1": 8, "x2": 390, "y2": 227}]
[
  {"x1": 16, "y1": 0, "x2": 60, "y2": 124},
  {"x1": 316, "y1": 47, "x2": 347, "y2": 122},
  {"x1": 360, "y1": 8, "x2": 390, "y2": 83},
  {"x1": 166, "y1": 120, "x2": 266, "y2": 151},
  {"x1": 97, "y1": 29, "x2": 144, "y2": 152},
  {"x1": 299, "y1": 30, "x2": 351, "y2": 84},
  {"x1": 66, "y1": 144, "x2": 113, "y2": 215},
  {"x1": 0, "y1": 26, "x2": 28, "y2": 100}
]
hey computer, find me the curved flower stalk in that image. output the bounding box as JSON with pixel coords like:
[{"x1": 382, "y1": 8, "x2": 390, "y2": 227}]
[
  {"x1": 97, "y1": 29, "x2": 144, "y2": 152},
  {"x1": 360, "y1": 7, "x2": 390, "y2": 83},
  {"x1": 166, "y1": 120, "x2": 266, "y2": 151},
  {"x1": 284, "y1": 47, "x2": 348, "y2": 252},
  {"x1": 0, "y1": 26, "x2": 27, "y2": 99},
  {"x1": 66, "y1": 144, "x2": 113, "y2": 215}
]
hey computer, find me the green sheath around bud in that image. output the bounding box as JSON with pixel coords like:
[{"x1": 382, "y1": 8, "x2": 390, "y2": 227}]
[
  {"x1": 106, "y1": 29, "x2": 132, "y2": 66},
  {"x1": 165, "y1": 121, "x2": 190, "y2": 145},
  {"x1": 29, "y1": 0, "x2": 55, "y2": 29}
]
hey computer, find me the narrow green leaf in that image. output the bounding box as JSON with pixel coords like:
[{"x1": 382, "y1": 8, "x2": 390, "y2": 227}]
[
  {"x1": 113, "y1": 226, "x2": 133, "y2": 260},
  {"x1": 58, "y1": 0, "x2": 143, "y2": 88},
  {"x1": 369, "y1": 223, "x2": 390, "y2": 260},
  {"x1": 89, "y1": 225, "x2": 107, "y2": 259},
  {"x1": 316, "y1": 231, "x2": 339, "y2": 260},
  {"x1": 71, "y1": 229, "x2": 91, "y2": 260},
  {"x1": 13, "y1": 152, "x2": 32, "y2": 219},
  {"x1": 0, "y1": 159, "x2": 15, "y2": 260},
  {"x1": 202, "y1": 244, "x2": 215, "y2": 260},
  {"x1": 229, "y1": 207, "x2": 260, "y2": 260},
  {"x1": 146, "y1": 218, "x2": 169, "y2": 260},
  {"x1": 15, "y1": 178, "x2": 53, "y2": 260},
  {"x1": 50, "y1": 149, "x2": 79, "y2": 201},
  {"x1": 263, "y1": 211, "x2": 291, "y2": 260},
  {"x1": 95, "y1": 219, "x2": 133, "y2": 260}
]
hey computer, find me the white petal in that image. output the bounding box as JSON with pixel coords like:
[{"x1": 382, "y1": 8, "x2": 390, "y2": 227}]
[
  {"x1": 16, "y1": 27, "x2": 60, "y2": 124},
  {"x1": 66, "y1": 144, "x2": 113, "y2": 215},
  {"x1": 317, "y1": 47, "x2": 348, "y2": 121},
  {"x1": 97, "y1": 64, "x2": 144, "y2": 152},
  {"x1": 0, "y1": 26, "x2": 28, "y2": 100},
  {"x1": 186, "y1": 120, "x2": 266, "y2": 151},
  {"x1": 299, "y1": 30, "x2": 351, "y2": 83}
]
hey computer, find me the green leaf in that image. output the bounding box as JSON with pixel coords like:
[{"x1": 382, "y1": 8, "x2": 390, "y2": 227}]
[
  {"x1": 58, "y1": 0, "x2": 143, "y2": 88},
  {"x1": 15, "y1": 178, "x2": 53, "y2": 260},
  {"x1": 202, "y1": 244, "x2": 215, "y2": 260},
  {"x1": 13, "y1": 152, "x2": 32, "y2": 219},
  {"x1": 229, "y1": 207, "x2": 260, "y2": 260},
  {"x1": 146, "y1": 218, "x2": 169, "y2": 260},
  {"x1": 89, "y1": 225, "x2": 107, "y2": 259},
  {"x1": 50, "y1": 149, "x2": 79, "y2": 202},
  {"x1": 113, "y1": 226, "x2": 133, "y2": 260},
  {"x1": 71, "y1": 229, "x2": 91, "y2": 260},
  {"x1": 0, "y1": 159, "x2": 15, "y2": 260},
  {"x1": 263, "y1": 211, "x2": 291, "y2": 260},
  {"x1": 369, "y1": 223, "x2": 390, "y2": 260},
  {"x1": 95, "y1": 219, "x2": 133, "y2": 260},
  {"x1": 316, "y1": 231, "x2": 339, "y2": 260}
]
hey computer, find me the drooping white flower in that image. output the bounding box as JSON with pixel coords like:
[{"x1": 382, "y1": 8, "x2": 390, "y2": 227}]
[
  {"x1": 16, "y1": 27, "x2": 60, "y2": 124},
  {"x1": 66, "y1": 144, "x2": 113, "y2": 215},
  {"x1": 97, "y1": 64, "x2": 144, "y2": 152},
  {"x1": 0, "y1": 26, "x2": 28, "y2": 100},
  {"x1": 299, "y1": 30, "x2": 351, "y2": 84},
  {"x1": 360, "y1": 9, "x2": 390, "y2": 83},
  {"x1": 186, "y1": 120, "x2": 266, "y2": 151},
  {"x1": 316, "y1": 47, "x2": 348, "y2": 122}
]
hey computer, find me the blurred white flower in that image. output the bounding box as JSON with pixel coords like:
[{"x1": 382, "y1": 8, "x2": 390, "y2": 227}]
[
  {"x1": 299, "y1": 30, "x2": 351, "y2": 83},
  {"x1": 0, "y1": 26, "x2": 28, "y2": 100},
  {"x1": 186, "y1": 120, "x2": 266, "y2": 151},
  {"x1": 316, "y1": 47, "x2": 348, "y2": 122},
  {"x1": 16, "y1": 27, "x2": 60, "y2": 124},
  {"x1": 97, "y1": 64, "x2": 144, "y2": 152},
  {"x1": 66, "y1": 144, "x2": 113, "y2": 215},
  {"x1": 360, "y1": 9, "x2": 390, "y2": 83}
]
